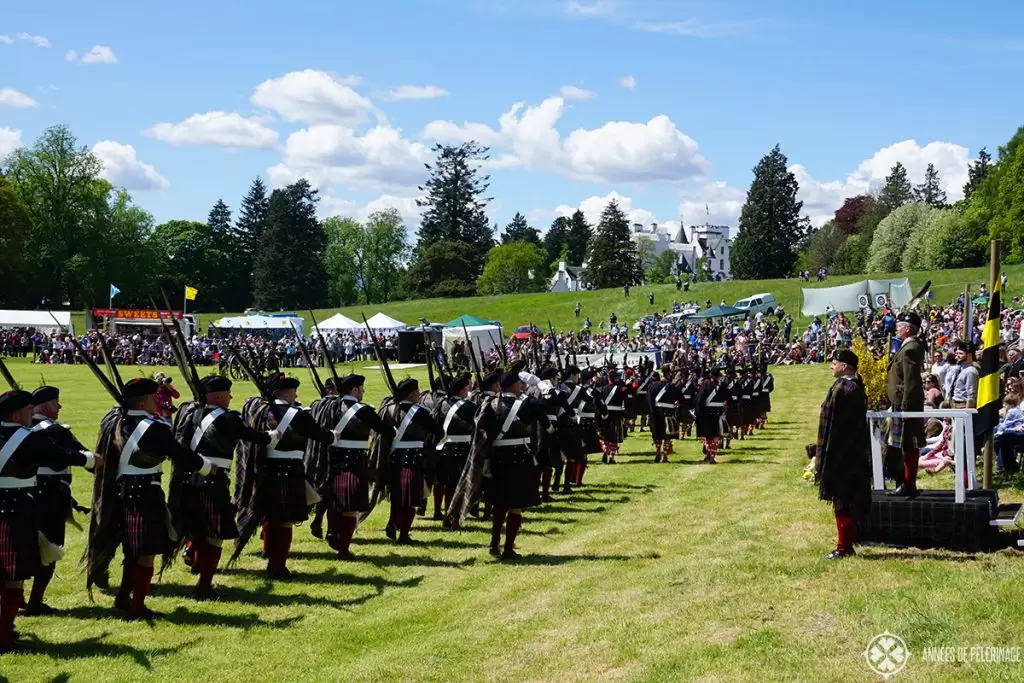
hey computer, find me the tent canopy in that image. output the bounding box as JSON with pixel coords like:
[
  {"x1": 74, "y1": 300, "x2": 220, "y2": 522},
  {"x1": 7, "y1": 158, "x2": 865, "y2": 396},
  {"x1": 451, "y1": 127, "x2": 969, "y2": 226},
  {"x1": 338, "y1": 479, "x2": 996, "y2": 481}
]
[
  {"x1": 366, "y1": 312, "x2": 406, "y2": 329},
  {"x1": 316, "y1": 312, "x2": 361, "y2": 330},
  {"x1": 443, "y1": 314, "x2": 491, "y2": 328},
  {"x1": 801, "y1": 278, "x2": 911, "y2": 316},
  {"x1": 0, "y1": 309, "x2": 73, "y2": 334},
  {"x1": 213, "y1": 314, "x2": 305, "y2": 336},
  {"x1": 690, "y1": 305, "x2": 745, "y2": 320},
  {"x1": 441, "y1": 324, "x2": 504, "y2": 353}
]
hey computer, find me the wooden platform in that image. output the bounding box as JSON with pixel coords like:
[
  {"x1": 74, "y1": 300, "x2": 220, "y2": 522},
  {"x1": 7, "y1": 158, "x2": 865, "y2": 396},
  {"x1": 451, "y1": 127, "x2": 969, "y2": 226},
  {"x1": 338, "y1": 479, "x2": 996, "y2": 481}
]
[{"x1": 858, "y1": 489, "x2": 1022, "y2": 552}]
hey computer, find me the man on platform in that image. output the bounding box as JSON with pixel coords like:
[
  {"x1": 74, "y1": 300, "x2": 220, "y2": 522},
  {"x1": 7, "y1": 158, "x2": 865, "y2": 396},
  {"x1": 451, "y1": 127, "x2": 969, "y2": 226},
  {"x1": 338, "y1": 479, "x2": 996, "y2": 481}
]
[
  {"x1": 1, "y1": 390, "x2": 99, "y2": 651},
  {"x1": 815, "y1": 350, "x2": 871, "y2": 559},
  {"x1": 886, "y1": 311, "x2": 926, "y2": 496}
]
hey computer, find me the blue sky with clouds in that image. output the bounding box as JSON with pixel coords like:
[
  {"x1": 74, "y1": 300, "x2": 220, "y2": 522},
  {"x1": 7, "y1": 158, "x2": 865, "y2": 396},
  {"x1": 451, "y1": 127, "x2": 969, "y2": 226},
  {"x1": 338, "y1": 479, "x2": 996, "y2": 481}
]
[{"x1": 3, "y1": 0, "x2": 1022, "y2": 236}]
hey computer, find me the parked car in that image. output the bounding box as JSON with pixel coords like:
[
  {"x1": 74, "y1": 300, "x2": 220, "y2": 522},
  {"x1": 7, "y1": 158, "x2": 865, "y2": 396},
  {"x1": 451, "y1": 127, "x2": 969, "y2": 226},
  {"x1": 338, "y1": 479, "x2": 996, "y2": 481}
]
[
  {"x1": 732, "y1": 293, "x2": 777, "y2": 316},
  {"x1": 512, "y1": 324, "x2": 540, "y2": 340},
  {"x1": 632, "y1": 315, "x2": 660, "y2": 331}
]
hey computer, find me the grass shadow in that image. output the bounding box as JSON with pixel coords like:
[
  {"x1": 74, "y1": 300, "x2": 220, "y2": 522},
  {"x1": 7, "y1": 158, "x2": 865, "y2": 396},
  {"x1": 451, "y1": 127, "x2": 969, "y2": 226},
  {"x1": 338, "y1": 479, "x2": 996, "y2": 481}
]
[
  {"x1": 859, "y1": 549, "x2": 981, "y2": 562},
  {"x1": 17, "y1": 632, "x2": 199, "y2": 670},
  {"x1": 512, "y1": 551, "x2": 661, "y2": 566},
  {"x1": 58, "y1": 604, "x2": 304, "y2": 631},
  {"x1": 149, "y1": 581, "x2": 382, "y2": 610}
]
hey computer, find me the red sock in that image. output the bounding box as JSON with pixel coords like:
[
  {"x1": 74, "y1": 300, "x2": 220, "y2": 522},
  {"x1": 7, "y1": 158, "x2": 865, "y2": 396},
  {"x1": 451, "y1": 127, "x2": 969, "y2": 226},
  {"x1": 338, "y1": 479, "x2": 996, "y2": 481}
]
[
  {"x1": 504, "y1": 512, "x2": 522, "y2": 554},
  {"x1": 575, "y1": 462, "x2": 586, "y2": 485},
  {"x1": 903, "y1": 449, "x2": 920, "y2": 489},
  {"x1": 262, "y1": 522, "x2": 270, "y2": 555},
  {"x1": 0, "y1": 587, "x2": 24, "y2": 647},
  {"x1": 130, "y1": 564, "x2": 154, "y2": 613},
  {"x1": 835, "y1": 512, "x2": 855, "y2": 552},
  {"x1": 197, "y1": 544, "x2": 222, "y2": 590},
  {"x1": 490, "y1": 506, "x2": 506, "y2": 548},
  {"x1": 29, "y1": 563, "x2": 56, "y2": 606},
  {"x1": 338, "y1": 516, "x2": 358, "y2": 555},
  {"x1": 399, "y1": 508, "x2": 415, "y2": 536}
]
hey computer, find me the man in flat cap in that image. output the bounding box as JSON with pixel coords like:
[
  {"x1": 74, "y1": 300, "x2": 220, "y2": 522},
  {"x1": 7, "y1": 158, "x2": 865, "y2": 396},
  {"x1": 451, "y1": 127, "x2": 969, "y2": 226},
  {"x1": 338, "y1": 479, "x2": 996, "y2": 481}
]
[
  {"x1": 172, "y1": 375, "x2": 280, "y2": 599},
  {"x1": 815, "y1": 350, "x2": 871, "y2": 559},
  {"x1": 0, "y1": 389, "x2": 99, "y2": 651},
  {"x1": 886, "y1": 311, "x2": 926, "y2": 496}
]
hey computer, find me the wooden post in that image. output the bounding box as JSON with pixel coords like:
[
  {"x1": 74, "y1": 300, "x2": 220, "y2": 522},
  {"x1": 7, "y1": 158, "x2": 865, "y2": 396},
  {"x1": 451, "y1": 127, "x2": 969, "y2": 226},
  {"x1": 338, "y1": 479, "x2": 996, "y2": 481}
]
[
  {"x1": 963, "y1": 285, "x2": 971, "y2": 342},
  {"x1": 983, "y1": 240, "x2": 999, "y2": 490}
]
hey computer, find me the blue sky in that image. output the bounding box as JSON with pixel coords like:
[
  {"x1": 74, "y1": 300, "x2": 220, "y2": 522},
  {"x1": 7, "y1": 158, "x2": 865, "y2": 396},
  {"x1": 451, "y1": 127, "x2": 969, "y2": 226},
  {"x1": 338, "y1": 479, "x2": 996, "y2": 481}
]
[{"x1": 3, "y1": 0, "x2": 1022, "y2": 236}]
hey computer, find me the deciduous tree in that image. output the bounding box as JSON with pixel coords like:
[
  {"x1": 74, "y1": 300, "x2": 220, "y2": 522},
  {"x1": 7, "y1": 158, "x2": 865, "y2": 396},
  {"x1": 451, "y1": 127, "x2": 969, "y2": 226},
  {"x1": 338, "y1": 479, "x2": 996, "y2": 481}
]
[{"x1": 477, "y1": 241, "x2": 547, "y2": 295}]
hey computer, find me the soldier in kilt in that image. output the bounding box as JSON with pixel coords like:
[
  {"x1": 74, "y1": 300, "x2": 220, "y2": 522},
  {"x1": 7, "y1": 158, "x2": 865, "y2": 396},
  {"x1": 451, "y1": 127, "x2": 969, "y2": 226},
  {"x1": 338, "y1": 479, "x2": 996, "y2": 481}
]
[
  {"x1": 557, "y1": 366, "x2": 591, "y2": 489},
  {"x1": 171, "y1": 375, "x2": 277, "y2": 599},
  {"x1": 25, "y1": 386, "x2": 93, "y2": 615},
  {"x1": 597, "y1": 369, "x2": 626, "y2": 464},
  {"x1": 725, "y1": 369, "x2": 743, "y2": 447},
  {"x1": 86, "y1": 378, "x2": 212, "y2": 619},
  {"x1": 757, "y1": 364, "x2": 774, "y2": 427},
  {"x1": 886, "y1": 311, "x2": 926, "y2": 496},
  {"x1": 1, "y1": 390, "x2": 98, "y2": 651},
  {"x1": 695, "y1": 369, "x2": 727, "y2": 463},
  {"x1": 815, "y1": 350, "x2": 871, "y2": 559},
  {"x1": 677, "y1": 368, "x2": 695, "y2": 439},
  {"x1": 433, "y1": 373, "x2": 476, "y2": 522}
]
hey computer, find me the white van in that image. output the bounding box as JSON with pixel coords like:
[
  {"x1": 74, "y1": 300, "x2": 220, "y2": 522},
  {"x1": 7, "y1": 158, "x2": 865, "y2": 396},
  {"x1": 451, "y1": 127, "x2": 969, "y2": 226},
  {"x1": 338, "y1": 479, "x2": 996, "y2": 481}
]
[{"x1": 733, "y1": 293, "x2": 778, "y2": 316}]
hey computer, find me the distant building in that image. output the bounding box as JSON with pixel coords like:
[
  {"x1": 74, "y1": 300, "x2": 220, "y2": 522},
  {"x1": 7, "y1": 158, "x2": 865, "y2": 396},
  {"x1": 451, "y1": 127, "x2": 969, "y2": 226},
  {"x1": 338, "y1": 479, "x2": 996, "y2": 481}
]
[
  {"x1": 628, "y1": 221, "x2": 733, "y2": 281},
  {"x1": 550, "y1": 261, "x2": 586, "y2": 292}
]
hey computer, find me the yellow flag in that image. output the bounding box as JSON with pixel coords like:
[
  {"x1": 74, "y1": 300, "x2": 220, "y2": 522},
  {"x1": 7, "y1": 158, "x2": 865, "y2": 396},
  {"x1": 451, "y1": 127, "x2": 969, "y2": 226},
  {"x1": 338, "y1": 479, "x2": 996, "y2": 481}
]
[
  {"x1": 185, "y1": 286, "x2": 198, "y2": 301},
  {"x1": 976, "y1": 271, "x2": 1002, "y2": 436}
]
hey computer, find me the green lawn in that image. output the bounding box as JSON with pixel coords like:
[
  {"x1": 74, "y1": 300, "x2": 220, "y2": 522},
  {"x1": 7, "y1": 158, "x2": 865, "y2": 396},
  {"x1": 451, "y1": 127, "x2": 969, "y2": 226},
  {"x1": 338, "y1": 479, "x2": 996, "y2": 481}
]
[
  {"x1": 69, "y1": 263, "x2": 1019, "y2": 335},
  {"x1": 2, "y1": 359, "x2": 1024, "y2": 681}
]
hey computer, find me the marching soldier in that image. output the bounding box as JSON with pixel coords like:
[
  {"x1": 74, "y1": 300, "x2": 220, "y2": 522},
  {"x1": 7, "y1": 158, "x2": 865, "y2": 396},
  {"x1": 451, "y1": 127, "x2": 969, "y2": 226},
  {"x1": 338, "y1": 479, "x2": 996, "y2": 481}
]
[
  {"x1": 695, "y1": 369, "x2": 727, "y2": 463},
  {"x1": 649, "y1": 371, "x2": 680, "y2": 462},
  {"x1": 597, "y1": 369, "x2": 626, "y2": 464},
  {"x1": 433, "y1": 373, "x2": 476, "y2": 522},
  {"x1": 86, "y1": 378, "x2": 209, "y2": 619},
  {"x1": 1, "y1": 389, "x2": 99, "y2": 651},
  {"x1": 173, "y1": 375, "x2": 279, "y2": 599}
]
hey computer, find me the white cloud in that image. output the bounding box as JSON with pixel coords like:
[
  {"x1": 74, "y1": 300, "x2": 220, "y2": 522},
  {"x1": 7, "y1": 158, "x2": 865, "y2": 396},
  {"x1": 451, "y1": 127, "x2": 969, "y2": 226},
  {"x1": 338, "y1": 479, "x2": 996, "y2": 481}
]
[
  {"x1": 377, "y1": 85, "x2": 449, "y2": 101},
  {"x1": 92, "y1": 141, "x2": 169, "y2": 191},
  {"x1": 679, "y1": 181, "x2": 747, "y2": 226},
  {"x1": 559, "y1": 85, "x2": 595, "y2": 100},
  {"x1": 268, "y1": 123, "x2": 432, "y2": 193},
  {"x1": 421, "y1": 96, "x2": 707, "y2": 184},
  {"x1": 0, "y1": 35, "x2": 13, "y2": 45},
  {"x1": 17, "y1": 32, "x2": 49, "y2": 48},
  {"x1": 565, "y1": 0, "x2": 615, "y2": 17},
  {"x1": 147, "y1": 111, "x2": 279, "y2": 149},
  {"x1": 251, "y1": 69, "x2": 373, "y2": 125},
  {"x1": 619, "y1": 74, "x2": 636, "y2": 89},
  {"x1": 65, "y1": 50, "x2": 77, "y2": 62},
  {"x1": 0, "y1": 88, "x2": 38, "y2": 108},
  {"x1": 320, "y1": 193, "x2": 423, "y2": 226},
  {"x1": 79, "y1": 45, "x2": 118, "y2": 64},
  {"x1": 0, "y1": 127, "x2": 22, "y2": 157},
  {"x1": 552, "y1": 191, "x2": 658, "y2": 228},
  {"x1": 634, "y1": 19, "x2": 762, "y2": 38}
]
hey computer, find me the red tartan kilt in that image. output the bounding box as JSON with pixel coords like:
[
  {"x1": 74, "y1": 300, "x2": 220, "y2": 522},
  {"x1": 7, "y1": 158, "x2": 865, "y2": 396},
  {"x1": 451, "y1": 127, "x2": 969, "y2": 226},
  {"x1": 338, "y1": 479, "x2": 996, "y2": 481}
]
[
  {"x1": 36, "y1": 476, "x2": 72, "y2": 546},
  {"x1": 121, "y1": 484, "x2": 171, "y2": 558},
  {"x1": 391, "y1": 467, "x2": 424, "y2": 508},
  {"x1": 329, "y1": 471, "x2": 369, "y2": 513},
  {"x1": 264, "y1": 459, "x2": 309, "y2": 524},
  {"x1": 0, "y1": 492, "x2": 41, "y2": 581},
  {"x1": 181, "y1": 474, "x2": 238, "y2": 541}
]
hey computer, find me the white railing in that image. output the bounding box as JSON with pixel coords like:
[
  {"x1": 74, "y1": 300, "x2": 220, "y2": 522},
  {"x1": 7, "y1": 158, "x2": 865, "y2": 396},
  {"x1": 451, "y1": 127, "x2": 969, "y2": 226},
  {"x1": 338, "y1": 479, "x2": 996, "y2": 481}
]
[{"x1": 865, "y1": 409, "x2": 978, "y2": 504}]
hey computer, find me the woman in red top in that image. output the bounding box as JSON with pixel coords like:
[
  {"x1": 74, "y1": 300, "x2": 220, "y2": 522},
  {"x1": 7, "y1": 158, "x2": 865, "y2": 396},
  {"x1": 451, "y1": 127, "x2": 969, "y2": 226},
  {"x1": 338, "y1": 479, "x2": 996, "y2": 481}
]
[{"x1": 153, "y1": 372, "x2": 180, "y2": 420}]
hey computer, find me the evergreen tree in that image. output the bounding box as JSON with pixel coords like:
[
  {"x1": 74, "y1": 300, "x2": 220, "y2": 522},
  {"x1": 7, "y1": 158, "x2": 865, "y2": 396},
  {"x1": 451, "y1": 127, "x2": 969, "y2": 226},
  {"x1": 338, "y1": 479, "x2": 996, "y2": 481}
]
[
  {"x1": 543, "y1": 216, "x2": 570, "y2": 269},
  {"x1": 410, "y1": 142, "x2": 494, "y2": 295},
  {"x1": 566, "y1": 210, "x2": 592, "y2": 265},
  {"x1": 202, "y1": 198, "x2": 238, "y2": 310},
  {"x1": 501, "y1": 212, "x2": 541, "y2": 245},
  {"x1": 730, "y1": 144, "x2": 805, "y2": 280},
  {"x1": 878, "y1": 162, "x2": 915, "y2": 213},
  {"x1": 252, "y1": 179, "x2": 327, "y2": 309},
  {"x1": 914, "y1": 163, "x2": 947, "y2": 208},
  {"x1": 585, "y1": 200, "x2": 642, "y2": 288},
  {"x1": 963, "y1": 147, "x2": 993, "y2": 202},
  {"x1": 235, "y1": 177, "x2": 268, "y2": 306}
]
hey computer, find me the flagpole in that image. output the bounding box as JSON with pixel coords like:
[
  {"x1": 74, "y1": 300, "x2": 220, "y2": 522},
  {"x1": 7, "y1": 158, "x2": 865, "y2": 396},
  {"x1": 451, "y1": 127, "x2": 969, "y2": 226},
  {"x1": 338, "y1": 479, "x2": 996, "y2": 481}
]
[
  {"x1": 983, "y1": 239, "x2": 999, "y2": 490},
  {"x1": 108, "y1": 290, "x2": 113, "y2": 333}
]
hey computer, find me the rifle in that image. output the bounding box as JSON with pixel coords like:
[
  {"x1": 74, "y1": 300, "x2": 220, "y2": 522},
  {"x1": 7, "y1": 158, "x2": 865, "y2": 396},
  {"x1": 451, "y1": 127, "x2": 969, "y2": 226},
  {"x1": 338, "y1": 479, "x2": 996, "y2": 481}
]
[
  {"x1": 362, "y1": 314, "x2": 397, "y2": 395},
  {"x1": 157, "y1": 292, "x2": 204, "y2": 402},
  {"x1": 548, "y1": 320, "x2": 564, "y2": 376},
  {"x1": 461, "y1": 321, "x2": 483, "y2": 388},
  {"x1": 487, "y1": 330, "x2": 508, "y2": 366},
  {"x1": 211, "y1": 329, "x2": 273, "y2": 401},
  {"x1": 420, "y1": 326, "x2": 448, "y2": 393},
  {"x1": 289, "y1": 321, "x2": 326, "y2": 397},
  {"x1": 528, "y1": 321, "x2": 541, "y2": 373},
  {"x1": 0, "y1": 357, "x2": 20, "y2": 390},
  {"x1": 308, "y1": 309, "x2": 341, "y2": 388},
  {"x1": 49, "y1": 311, "x2": 124, "y2": 406}
]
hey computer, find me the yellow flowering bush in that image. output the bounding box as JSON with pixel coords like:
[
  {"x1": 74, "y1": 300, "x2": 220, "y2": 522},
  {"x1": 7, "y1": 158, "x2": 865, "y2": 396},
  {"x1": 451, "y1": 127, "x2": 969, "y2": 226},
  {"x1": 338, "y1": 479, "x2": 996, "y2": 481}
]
[{"x1": 852, "y1": 336, "x2": 889, "y2": 410}]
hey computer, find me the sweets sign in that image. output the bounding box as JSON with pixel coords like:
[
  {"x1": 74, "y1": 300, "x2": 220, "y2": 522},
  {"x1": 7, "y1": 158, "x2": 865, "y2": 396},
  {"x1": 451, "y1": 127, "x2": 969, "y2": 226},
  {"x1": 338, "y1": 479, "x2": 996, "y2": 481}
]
[{"x1": 92, "y1": 308, "x2": 184, "y2": 320}]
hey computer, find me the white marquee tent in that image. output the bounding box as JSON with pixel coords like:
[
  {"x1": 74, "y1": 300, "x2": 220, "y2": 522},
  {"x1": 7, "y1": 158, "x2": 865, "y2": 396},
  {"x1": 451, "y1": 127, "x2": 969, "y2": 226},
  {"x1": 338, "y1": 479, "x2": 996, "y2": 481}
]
[
  {"x1": 315, "y1": 313, "x2": 362, "y2": 330},
  {"x1": 441, "y1": 323, "x2": 504, "y2": 354},
  {"x1": 0, "y1": 310, "x2": 74, "y2": 334},
  {"x1": 366, "y1": 312, "x2": 406, "y2": 329},
  {"x1": 801, "y1": 278, "x2": 913, "y2": 317},
  {"x1": 212, "y1": 314, "x2": 305, "y2": 336}
]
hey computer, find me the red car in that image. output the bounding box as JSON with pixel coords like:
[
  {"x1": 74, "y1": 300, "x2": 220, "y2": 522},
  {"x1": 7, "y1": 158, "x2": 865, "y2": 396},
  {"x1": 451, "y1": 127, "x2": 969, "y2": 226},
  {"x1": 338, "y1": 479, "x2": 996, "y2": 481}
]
[{"x1": 512, "y1": 324, "x2": 540, "y2": 340}]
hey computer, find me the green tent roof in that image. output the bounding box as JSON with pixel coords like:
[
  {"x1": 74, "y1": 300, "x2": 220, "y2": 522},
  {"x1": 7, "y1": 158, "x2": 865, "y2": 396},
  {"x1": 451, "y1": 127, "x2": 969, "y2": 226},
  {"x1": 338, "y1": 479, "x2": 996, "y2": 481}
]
[{"x1": 443, "y1": 314, "x2": 492, "y2": 328}]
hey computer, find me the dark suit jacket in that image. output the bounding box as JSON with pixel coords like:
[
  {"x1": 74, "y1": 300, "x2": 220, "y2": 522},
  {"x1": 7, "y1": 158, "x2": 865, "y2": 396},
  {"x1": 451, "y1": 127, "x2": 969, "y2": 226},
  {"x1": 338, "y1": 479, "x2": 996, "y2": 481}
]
[{"x1": 886, "y1": 336, "x2": 926, "y2": 447}]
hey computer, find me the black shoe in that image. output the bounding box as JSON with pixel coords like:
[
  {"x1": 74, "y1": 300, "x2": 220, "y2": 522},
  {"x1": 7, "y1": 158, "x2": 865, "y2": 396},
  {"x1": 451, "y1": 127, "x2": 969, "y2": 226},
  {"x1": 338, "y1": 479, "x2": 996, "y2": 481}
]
[
  {"x1": 396, "y1": 535, "x2": 416, "y2": 545},
  {"x1": 432, "y1": 512, "x2": 443, "y2": 521},
  {"x1": 385, "y1": 524, "x2": 397, "y2": 540},
  {"x1": 888, "y1": 485, "x2": 918, "y2": 497},
  {"x1": 500, "y1": 549, "x2": 521, "y2": 561},
  {"x1": 489, "y1": 545, "x2": 501, "y2": 557},
  {"x1": 337, "y1": 550, "x2": 357, "y2": 561},
  {"x1": 310, "y1": 519, "x2": 324, "y2": 539},
  {"x1": 326, "y1": 532, "x2": 341, "y2": 552},
  {"x1": 21, "y1": 601, "x2": 60, "y2": 616},
  {"x1": 266, "y1": 565, "x2": 292, "y2": 580},
  {"x1": 825, "y1": 548, "x2": 855, "y2": 560},
  {"x1": 125, "y1": 606, "x2": 160, "y2": 621},
  {"x1": 192, "y1": 586, "x2": 220, "y2": 601},
  {"x1": 541, "y1": 494, "x2": 554, "y2": 503},
  {"x1": 561, "y1": 485, "x2": 572, "y2": 494},
  {"x1": 113, "y1": 594, "x2": 131, "y2": 612}
]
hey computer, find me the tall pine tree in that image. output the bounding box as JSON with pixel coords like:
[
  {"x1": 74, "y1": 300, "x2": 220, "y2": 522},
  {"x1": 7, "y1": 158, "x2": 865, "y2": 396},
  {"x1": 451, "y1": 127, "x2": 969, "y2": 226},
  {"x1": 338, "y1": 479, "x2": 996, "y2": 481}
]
[
  {"x1": 730, "y1": 144, "x2": 804, "y2": 280},
  {"x1": 963, "y1": 147, "x2": 993, "y2": 202},
  {"x1": 878, "y1": 162, "x2": 915, "y2": 213},
  {"x1": 204, "y1": 198, "x2": 235, "y2": 310},
  {"x1": 914, "y1": 163, "x2": 947, "y2": 207},
  {"x1": 409, "y1": 142, "x2": 494, "y2": 296},
  {"x1": 543, "y1": 216, "x2": 570, "y2": 269},
  {"x1": 566, "y1": 209, "x2": 592, "y2": 265},
  {"x1": 252, "y1": 179, "x2": 327, "y2": 309},
  {"x1": 585, "y1": 200, "x2": 642, "y2": 288},
  {"x1": 235, "y1": 177, "x2": 268, "y2": 307},
  {"x1": 501, "y1": 211, "x2": 541, "y2": 245}
]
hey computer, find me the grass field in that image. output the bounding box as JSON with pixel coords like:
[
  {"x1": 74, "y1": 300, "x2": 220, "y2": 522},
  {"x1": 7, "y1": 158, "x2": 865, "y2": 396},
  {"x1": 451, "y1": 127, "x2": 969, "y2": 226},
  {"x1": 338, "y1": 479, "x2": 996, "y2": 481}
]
[
  {"x1": 3, "y1": 359, "x2": 1024, "y2": 681},
  {"x1": 69, "y1": 263, "x2": 1021, "y2": 337}
]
